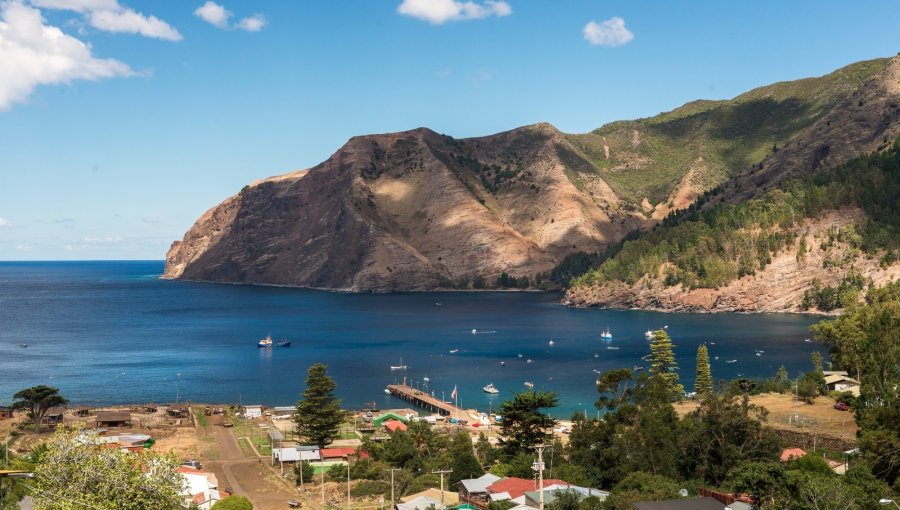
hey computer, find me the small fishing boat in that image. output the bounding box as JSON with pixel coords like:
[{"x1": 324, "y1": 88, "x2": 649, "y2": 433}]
[
  {"x1": 19, "y1": 343, "x2": 27, "y2": 348},
  {"x1": 804, "y1": 338, "x2": 812, "y2": 343},
  {"x1": 500, "y1": 361, "x2": 505, "y2": 366},
  {"x1": 435, "y1": 302, "x2": 442, "y2": 306},
  {"x1": 517, "y1": 353, "x2": 523, "y2": 358},
  {"x1": 483, "y1": 383, "x2": 499, "y2": 394},
  {"x1": 449, "y1": 349, "x2": 459, "y2": 354},
  {"x1": 755, "y1": 352, "x2": 762, "y2": 357},
  {"x1": 524, "y1": 381, "x2": 534, "y2": 389},
  {"x1": 644, "y1": 330, "x2": 653, "y2": 339},
  {"x1": 257, "y1": 335, "x2": 273, "y2": 348},
  {"x1": 633, "y1": 365, "x2": 644, "y2": 371},
  {"x1": 592, "y1": 369, "x2": 602, "y2": 374},
  {"x1": 423, "y1": 375, "x2": 430, "y2": 383},
  {"x1": 548, "y1": 340, "x2": 555, "y2": 346},
  {"x1": 390, "y1": 358, "x2": 407, "y2": 370},
  {"x1": 526, "y1": 358, "x2": 534, "y2": 364},
  {"x1": 384, "y1": 388, "x2": 391, "y2": 395},
  {"x1": 714, "y1": 356, "x2": 719, "y2": 360},
  {"x1": 600, "y1": 327, "x2": 613, "y2": 340},
  {"x1": 726, "y1": 359, "x2": 737, "y2": 364},
  {"x1": 606, "y1": 346, "x2": 619, "y2": 350},
  {"x1": 277, "y1": 340, "x2": 291, "y2": 347},
  {"x1": 472, "y1": 329, "x2": 477, "y2": 334},
  {"x1": 594, "y1": 353, "x2": 599, "y2": 358}
]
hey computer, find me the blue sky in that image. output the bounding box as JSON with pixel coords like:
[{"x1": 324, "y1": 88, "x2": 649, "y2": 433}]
[{"x1": 1, "y1": 0, "x2": 898, "y2": 260}]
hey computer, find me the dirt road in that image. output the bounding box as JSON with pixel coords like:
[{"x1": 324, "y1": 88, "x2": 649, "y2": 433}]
[{"x1": 206, "y1": 423, "x2": 302, "y2": 509}]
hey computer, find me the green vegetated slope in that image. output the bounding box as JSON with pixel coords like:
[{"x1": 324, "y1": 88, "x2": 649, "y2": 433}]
[
  {"x1": 564, "y1": 59, "x2": 889, "y2": 205},
  {"x1": 571, "y1": 140, "x2": 900, "y2": 294}
]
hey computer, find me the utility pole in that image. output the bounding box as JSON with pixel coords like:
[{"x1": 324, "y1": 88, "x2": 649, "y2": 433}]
[
  {"x1": 390, "y1": 468, "x2": 402, "y2": 507},
  {"x1": 532, "y1": 444, "x2": 547, "y2": 510},
  {"x1": 431, "y1": 469, "x2": 453, "y2": 509}
]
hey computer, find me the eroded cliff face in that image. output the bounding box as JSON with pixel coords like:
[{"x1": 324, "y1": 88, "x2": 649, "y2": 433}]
[
  {"x1": 563, "y1": 209, "x2": 900, "y2": 313},
  {"x1": 164, "y1": 124, "x2": 646, "y2": 291}
]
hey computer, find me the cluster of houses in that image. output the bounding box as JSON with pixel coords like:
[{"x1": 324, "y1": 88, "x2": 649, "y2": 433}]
[{"x1": 458, "y1": 473, "x2": 609, "y2": 510}]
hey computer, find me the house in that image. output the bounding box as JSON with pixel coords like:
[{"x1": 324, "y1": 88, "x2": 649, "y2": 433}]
[
  {"x1": 319, "y1": 447, "x2": 366, "y2": 461},
  {"x1": 0, "y1": 406, "x2": 11, "y2": 420},
  {"x1": 273, "y1": 445, "x2": 321, "y2": 464},
  {"x1": 397, "y1": 495, "x2": 443, "y2": 510},
  {"x1": 401, "y1": 489, "x2": 460, "y2": 507},
  {"x1": 243, "y1": 405, "x2": 263, "y2": 419},
  {"x1": 95, "y1": 411, "x2": 132, "y2": 428},
  {"x1": 523, "y1": 485, "x2": 609, "y2": 507},
  {"x1": 458, "y1": 473, "x2": 502, "y2": 507},
  {"x1": 178, "y1": 465, "x2": 221, "y2": 510},
  {"x1": 273, "y1": 406, "x2": 295, "y2": 416},
  {"x1": 824, "y1": 374, "x2": 860, "y2": 392},
  {"x1": 631, "y1": 497, "x2": 733, "y2": 510},
  {"x1": 384, "y1": 419, "x2": 408, "y2": 434},
  {"x1": 42, "y1": 412, "x2": 64, "y2": 426},
  {"x1": 487, "y1": 477, "x2": 569, "y2": 501},
  {"x1": 167, "y1": 405, "x2": 189, "y2": 418},
  {"x1": 374, "y1": 412, "x2": 409, "y2": 428},
  {"x1": 780, "y1": 448, "x2": 807, "y2": 462}
]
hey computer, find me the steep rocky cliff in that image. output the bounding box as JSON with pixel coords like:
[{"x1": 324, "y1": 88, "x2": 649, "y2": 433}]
[{"x1": 165, "y1": 124, "x2": 645, "y2": 291}]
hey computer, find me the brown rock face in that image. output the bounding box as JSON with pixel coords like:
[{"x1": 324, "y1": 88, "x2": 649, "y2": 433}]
[{"x1": 164, "y1": 124, "x2": 645, "y2": 291}]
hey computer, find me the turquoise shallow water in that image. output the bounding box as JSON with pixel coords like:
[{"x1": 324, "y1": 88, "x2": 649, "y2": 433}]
[{"x1": 0, "y1": 261, "x2": 825, "y2": 417}]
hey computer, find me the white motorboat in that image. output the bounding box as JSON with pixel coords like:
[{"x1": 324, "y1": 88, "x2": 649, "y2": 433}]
[{"x1": 483, "y1": 383, "x2": 499, "y2": 394}]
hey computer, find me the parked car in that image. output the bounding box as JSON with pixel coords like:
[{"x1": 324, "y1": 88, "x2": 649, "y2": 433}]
[
  {"x1": 182, "y1": 460, "x2": 202, "y2": 469},
  {"x1": 834, "y1": 402, "x2": 850, "y2": 411}
]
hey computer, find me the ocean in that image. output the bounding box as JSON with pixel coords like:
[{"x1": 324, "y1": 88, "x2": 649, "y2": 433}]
[{"x1": 0, "y1": 261, "x2": 825, "y2": 417}]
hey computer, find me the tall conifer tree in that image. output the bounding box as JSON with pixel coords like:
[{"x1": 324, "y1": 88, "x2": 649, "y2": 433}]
[
  {"x1": 295, "y1": 363, "x2": 346, "y2": 448},
  {"x1": 649, "y1": 330, "x2": 684, "y2": 399},
  {"x1": 694, "y1": 344, "x2": 713, "y2": 396}
]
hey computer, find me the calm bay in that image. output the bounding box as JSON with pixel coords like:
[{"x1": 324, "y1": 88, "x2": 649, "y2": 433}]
[{"x1": 0, "y1": 261, "x2": 825, "y2": 417}]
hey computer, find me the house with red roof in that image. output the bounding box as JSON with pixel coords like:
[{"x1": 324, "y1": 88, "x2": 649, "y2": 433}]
[
  {"x1": 780, "y1": 448, "x2": 807, "y2": 462},
  {"x1": 178, "y1": 465, "x2": 220, "y2": 510},
  {"x1": 383, "y1": 419, "x2": 408, "y2": 434}
]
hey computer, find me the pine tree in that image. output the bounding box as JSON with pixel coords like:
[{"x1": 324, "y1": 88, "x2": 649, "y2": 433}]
[
  {"x1": 295, "y1": 363, "x2": 347, "y2": 448},
  {"x1": 694, "y1": 344, "x2": 713, "y2": 396},
  {"x1": 649, "y1": 330, "x2": 684, "y2": 399}
]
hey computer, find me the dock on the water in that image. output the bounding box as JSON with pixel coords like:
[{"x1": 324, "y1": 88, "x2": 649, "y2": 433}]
[{"x1": 386, "y1": 384, "x2": 470, "y2": 421}]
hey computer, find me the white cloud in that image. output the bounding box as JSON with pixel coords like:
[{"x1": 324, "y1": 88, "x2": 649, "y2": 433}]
[
  {"x1": 398, "y1": 0, "x2": 511, "y2": 24},
  {"x1": 194, "y1": 2, "x2": 265, "y2": 32},
  {"x1": 583, "y1": 17, "x2": 633, "y2": 47},
  {"x1": 236, "y1": 13, "x2": 265, "y2": 32},
  {"x1": 30, "y1": 0, "x2": 181, "y2": 40},
  {"x1": 0, "y1": 0, "x2": 134, "y2": 110},
  {"x1": 194, "y1": 0, "x2": 230, "y2": 29},
  {"x1": 0, "y1": 217, "x2": 12, "y2": 227}
]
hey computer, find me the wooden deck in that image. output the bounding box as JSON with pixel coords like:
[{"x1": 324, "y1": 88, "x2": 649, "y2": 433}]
[{"x1": 386, "y1": 384, "x2": 469, "y2": 420}]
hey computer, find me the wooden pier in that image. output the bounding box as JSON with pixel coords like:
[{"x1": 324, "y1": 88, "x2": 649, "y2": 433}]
[{"x1": 386, "y1": 384, "x2": 469, "y2": 420}]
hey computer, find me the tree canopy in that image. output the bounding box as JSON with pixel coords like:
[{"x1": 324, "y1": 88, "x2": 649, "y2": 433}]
[
  {"x1": 31, "y1": 426, "x2": 185, "y2": 510},
  {"x1": 498, "y1": 390, "x2": 558, "y2": 456},
  {"x1": 294, "y1": 363, "x2": 347, "y2": 448},
  {"x1": 11, "y1": 386, "x2": 68, "y2": 433}
]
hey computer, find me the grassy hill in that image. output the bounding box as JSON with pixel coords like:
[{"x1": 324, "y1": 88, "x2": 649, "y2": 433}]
[
  {"x1": 563, "y1": 59, "x2": 889, "y2": 205},
  {"x1": 568, "y1": 139, "x2": 900, "y2": 310}
]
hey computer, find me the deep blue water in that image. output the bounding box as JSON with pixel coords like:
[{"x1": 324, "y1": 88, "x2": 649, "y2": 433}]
[{"x1": 0, "y1": 261, "x2": 826, "y2": 417}]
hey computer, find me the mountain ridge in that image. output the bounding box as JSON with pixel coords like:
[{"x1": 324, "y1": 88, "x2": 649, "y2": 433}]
[{"x1": 165, "y1": 54, "x2": 899, "y2": 296}]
